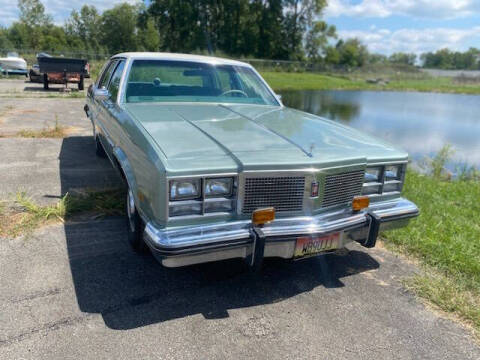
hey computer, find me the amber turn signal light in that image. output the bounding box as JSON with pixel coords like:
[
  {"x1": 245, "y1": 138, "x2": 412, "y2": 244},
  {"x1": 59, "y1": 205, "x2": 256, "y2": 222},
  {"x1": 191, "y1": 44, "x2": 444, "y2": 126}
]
[
  {"x1": 252, "y1": 207, "x2": 275, "y2": 226},
  {"x1": 352, "y1": 196, "x2": 370, "y2": 211}
]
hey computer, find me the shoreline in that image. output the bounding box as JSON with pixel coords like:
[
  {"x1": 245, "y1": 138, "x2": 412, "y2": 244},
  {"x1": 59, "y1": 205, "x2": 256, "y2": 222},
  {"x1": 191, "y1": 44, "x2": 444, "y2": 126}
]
[{"x1": 261, "y1": 71, "x2": 480, "y2": 95}]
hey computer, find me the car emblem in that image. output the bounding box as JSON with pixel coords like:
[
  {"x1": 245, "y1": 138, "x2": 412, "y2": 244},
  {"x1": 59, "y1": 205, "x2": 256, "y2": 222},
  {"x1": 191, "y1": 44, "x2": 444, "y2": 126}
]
[{"x1": 311, "y1": 181, "x2": 319, "y2": 198}]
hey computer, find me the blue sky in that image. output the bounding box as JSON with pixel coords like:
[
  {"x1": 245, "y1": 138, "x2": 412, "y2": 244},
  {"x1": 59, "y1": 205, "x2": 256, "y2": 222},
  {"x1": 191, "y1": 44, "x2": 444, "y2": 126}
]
[
  {"x1": 325, "y1": 0, "x2": 480, "y2": 55},
  {"x1": 1, "y1": 0, "x2": 480, "y2": 56}
]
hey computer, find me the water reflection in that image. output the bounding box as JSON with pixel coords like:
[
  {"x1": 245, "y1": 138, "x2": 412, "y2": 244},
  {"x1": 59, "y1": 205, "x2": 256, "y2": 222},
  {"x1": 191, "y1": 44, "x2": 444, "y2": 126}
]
[
  {"x1": 280, "y1": 90, "x2": 480, "y2": 169},
  {"x1": 280, "y1": 90, "x2": 360, "y2": 122}
]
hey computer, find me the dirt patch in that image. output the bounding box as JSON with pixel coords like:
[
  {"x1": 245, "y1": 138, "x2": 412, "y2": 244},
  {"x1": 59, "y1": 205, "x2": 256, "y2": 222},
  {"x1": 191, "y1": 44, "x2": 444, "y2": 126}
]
[{"x1": 0, "y1": 125, "x2": 81, "y2": 138}]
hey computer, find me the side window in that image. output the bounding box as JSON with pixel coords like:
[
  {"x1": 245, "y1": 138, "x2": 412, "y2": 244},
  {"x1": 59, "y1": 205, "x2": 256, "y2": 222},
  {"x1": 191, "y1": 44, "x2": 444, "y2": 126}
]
[
  {"x1": 107, "y1": 60, "x2": 125, "y2": 102},
  {"x1": 98, "y1": 60, "x2": 117, "y2": 89}
]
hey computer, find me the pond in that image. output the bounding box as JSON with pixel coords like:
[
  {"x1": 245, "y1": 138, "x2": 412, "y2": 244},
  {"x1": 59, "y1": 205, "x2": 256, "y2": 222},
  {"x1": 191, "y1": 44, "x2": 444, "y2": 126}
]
[{"x1": 279, "y1": 90, "x2": 480, "y2": 171}]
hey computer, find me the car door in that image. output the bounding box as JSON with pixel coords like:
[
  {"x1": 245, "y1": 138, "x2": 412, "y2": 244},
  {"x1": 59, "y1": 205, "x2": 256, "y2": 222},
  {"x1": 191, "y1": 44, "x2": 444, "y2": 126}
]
[
  {"x1": 93, "y1": 59, "x2": 119, "y2": 158},
  {"x1": 102, "y1": 59, "x2": 127, "y2": 157}
]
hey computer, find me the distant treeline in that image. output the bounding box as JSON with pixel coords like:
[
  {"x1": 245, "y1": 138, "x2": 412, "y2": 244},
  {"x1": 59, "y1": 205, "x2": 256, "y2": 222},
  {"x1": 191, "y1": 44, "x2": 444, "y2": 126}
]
[{"x1": 1, "y1": 0, "x2": 479, "y2": 70}]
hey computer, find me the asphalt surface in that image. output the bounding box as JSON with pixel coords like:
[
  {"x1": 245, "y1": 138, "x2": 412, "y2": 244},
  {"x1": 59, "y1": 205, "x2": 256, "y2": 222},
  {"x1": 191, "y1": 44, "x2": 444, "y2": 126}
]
[{"x1": 0, "y1": 79, "x2": 479, "y2": 359}]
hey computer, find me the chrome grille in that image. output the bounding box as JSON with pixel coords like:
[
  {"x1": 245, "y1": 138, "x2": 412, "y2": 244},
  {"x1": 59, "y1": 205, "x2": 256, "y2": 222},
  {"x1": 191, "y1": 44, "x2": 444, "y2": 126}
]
[
  {"x1": 321, "y1": 170, "x2": 365, "y2": 208},
  {"x1": 242, "y1": 176, "x2": 305, "y2": 214}
]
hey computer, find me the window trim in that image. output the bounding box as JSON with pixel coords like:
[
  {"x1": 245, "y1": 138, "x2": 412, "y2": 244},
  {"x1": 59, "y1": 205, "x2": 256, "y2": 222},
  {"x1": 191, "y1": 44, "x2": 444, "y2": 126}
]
[
  {"x1": 97, "y1": 60, "x2": 117, "y2": 89},
  {"x1": 119, "y1": 58, "x2": 281, "y2": 107},
  {"x1": 107, "y1": 59, "x2": 126, "y2": 102}
]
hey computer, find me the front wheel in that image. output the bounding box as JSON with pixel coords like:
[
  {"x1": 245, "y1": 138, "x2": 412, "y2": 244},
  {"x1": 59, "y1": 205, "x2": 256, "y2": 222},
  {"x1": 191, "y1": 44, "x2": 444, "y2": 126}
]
[{"x1": 126, "y1": 188, "x2": 149, "y2": 253}]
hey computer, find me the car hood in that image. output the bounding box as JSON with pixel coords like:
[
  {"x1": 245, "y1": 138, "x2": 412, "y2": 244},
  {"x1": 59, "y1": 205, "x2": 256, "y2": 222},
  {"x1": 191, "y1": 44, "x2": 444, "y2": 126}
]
[{"x1": 125, "y1": 103, "x2": 408, "y2": 174}]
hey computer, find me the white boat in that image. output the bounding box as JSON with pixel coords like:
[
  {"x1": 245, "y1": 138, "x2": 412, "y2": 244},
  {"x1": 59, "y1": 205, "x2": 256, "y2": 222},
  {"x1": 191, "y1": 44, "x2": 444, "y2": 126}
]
[{"x1": 0, "y1": 52, "x2": 28, "y2": 75}]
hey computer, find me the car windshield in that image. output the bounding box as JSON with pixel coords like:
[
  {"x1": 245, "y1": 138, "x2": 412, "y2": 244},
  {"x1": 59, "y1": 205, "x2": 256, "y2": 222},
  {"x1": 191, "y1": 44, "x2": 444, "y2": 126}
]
[{"x1": 125, "y1": 60, "x2": 279, "y2": 106}]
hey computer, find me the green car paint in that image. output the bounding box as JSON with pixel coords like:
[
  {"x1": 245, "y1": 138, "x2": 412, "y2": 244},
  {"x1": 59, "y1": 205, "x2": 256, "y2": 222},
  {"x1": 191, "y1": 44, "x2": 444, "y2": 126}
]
[{"x1": 88, "y1": 54, "x2": 410, "y2": 231}]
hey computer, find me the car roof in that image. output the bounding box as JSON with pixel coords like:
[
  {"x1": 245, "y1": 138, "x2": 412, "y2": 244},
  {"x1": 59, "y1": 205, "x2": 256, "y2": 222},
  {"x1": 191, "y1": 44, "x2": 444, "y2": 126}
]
[{"x1": 111, "y1": 52, "x2": 252, "y2": 67}]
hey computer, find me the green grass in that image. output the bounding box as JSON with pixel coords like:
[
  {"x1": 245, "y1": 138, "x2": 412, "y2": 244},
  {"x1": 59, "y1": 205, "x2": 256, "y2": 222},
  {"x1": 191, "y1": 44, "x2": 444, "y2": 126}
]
[
  {"x1": 0, "y1": 189, "x2": 125, "y2": 238},
  {"x1": 381, "y1": 171, "x2": 480, "y2": 333},
  {"x1": 261, "y1": 71, "x2": 480, "y2": 94}
]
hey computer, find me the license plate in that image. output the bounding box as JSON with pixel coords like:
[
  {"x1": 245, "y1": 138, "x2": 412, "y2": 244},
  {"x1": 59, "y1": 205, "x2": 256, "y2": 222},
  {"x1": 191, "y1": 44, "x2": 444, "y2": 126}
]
[{"x1": 294, "y1": 232, "x2": 341, "y2": 259}]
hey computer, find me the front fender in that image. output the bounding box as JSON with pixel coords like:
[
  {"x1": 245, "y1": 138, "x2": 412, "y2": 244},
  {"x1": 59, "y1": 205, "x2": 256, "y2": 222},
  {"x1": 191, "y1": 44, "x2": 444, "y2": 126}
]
[{"x1": 112, "y1": 146, "x2": 138, "y2": 194}]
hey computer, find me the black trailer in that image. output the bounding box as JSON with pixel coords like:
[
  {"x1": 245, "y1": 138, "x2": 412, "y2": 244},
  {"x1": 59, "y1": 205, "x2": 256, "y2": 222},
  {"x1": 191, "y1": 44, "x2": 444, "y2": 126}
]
[{"x1": 37, "y1": 56, "x2": 88, "y2": 90}]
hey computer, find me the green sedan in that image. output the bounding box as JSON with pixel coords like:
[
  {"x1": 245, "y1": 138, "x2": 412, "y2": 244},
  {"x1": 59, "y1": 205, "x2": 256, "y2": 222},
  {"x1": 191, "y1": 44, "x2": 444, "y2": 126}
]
[{"x1": 84, "y1": 52, "x2": 418, "y2": 269}]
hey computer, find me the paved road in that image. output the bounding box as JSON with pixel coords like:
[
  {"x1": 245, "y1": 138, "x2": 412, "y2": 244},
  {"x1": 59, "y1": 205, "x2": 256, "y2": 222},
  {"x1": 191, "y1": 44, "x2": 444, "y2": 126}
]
[{"x1": 0, "y1": 81, "x2": 479, "y2": 359}]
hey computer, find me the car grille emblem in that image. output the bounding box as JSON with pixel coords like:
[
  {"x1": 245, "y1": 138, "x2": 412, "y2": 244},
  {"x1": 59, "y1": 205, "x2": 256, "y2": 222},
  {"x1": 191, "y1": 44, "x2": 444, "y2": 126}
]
[{"x1": 311, "y1": 181, "x2": 319, "y2": 198}]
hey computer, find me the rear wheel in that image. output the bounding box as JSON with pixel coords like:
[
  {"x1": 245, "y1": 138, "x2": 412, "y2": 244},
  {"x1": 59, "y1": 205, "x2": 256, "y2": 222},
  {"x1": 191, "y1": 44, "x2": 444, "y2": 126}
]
[
  {"x1": 43, "y1": 74, "x2": 49, "y2": 90},
  {"x1": 126, "y1": 188, "x2": 149, "y2": 253}
]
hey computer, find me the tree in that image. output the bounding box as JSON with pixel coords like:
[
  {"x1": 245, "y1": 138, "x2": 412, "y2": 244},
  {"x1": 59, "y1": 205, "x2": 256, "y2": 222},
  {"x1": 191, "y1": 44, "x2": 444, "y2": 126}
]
[
  {"x1": 335, "y1": 38, "x2": 369, "y2": 68},
  {"x1": 368, "y1": 53, "x2": 388, "y2": 64},
  {"x1": 18, "y1": 0, "x2": 51, "y2": 27},
  {"x1": 100, "y1": 3, "x2": 140, "y2": 53},
  {"x1": 65, "y1": 5, "x2": 102, "y2": 51},
  {"x1": 138, "y1": 18, "x2": 161, "y2": 51},
  {"x1": 0, "y1": 28, "x2": 13, "y2": 49},
  {"x1": 388, "y1": 52, "x2": 416, "y2": 66},
  {"x1": 305, "y1": 20, "x2": 336, "y2": 62},
  {"x1": 324, "y1": 45, "x2": 340, "y2": 64},
  {"x1": 421, "y1": 48, "x2": 454, "y2": 69},
  {"x1": 282, "y1": 0, "x2": 327, "y2": 60}
]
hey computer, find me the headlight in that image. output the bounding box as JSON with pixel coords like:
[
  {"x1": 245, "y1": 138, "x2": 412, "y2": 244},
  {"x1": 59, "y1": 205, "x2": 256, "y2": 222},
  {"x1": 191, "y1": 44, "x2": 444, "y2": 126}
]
[
  {"x1": 364, "y1": 167, "x2": 382, "y2": 182},
  {"x1": 205, "y1": 178, "x2": 233, "y2": 197},
  {"x1": 169, "y1": 179, "x2": 201, "y2": 200},
  {"x1": 385, "y1": 165, "x2": 401, "y2": 180},
  {"x1": 362, "y1": 164, "x2": 405, "y2": 196},
  {"x1": 168, "y1": 176, "x2": 237, "y2": 217}
]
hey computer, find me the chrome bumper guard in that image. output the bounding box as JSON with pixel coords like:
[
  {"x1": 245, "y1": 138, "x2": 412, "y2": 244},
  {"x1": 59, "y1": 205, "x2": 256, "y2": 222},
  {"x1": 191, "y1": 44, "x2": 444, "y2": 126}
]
[{"x1": 144, "y1": 198, "x2": 419, "y2": 267}]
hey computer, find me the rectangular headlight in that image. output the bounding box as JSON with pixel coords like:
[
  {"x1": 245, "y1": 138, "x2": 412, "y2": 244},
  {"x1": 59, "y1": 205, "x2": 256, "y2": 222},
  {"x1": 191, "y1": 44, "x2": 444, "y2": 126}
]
[
  {"x1": 364, "y1": 167, "x2": 382, "y2": 182},
  {"x1": 385, "y1": 165, "x2": 402, "y2": 180},
  {"x1": 169, "y1": 179, "x2": 201, "y2": 200},
  {"x1": 363, "y1": 164, "x2": 406, "y2": 196},
  {"x1": 205, "y1": 177, "x2": 233, "y2": 197}
]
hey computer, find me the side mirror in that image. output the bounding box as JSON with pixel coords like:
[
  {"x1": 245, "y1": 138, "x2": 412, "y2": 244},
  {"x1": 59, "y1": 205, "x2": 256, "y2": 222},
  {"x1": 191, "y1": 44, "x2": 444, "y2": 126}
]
[
  {"x1": 275, "y1": 93, "x2": 282, "y2": 101},
  {"x1": 94, "y1": 86, "x2": 110, "y2": 101}
]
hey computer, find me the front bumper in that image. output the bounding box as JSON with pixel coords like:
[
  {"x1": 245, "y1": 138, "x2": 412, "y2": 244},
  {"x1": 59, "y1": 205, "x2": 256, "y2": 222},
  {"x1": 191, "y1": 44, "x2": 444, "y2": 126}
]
[{"x1": 144, "y1": 198, "x2": 419, "y2": 267}]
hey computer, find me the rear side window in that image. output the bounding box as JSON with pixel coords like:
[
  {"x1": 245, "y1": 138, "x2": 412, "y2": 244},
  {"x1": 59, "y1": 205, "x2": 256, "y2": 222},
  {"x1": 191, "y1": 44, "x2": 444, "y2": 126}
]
[
  {"x1": 98, "y1": 60, "x2": 117, "y2": 89},
  {"x1": 107, "y1": 60, "x2": 125, "y2": 102}
]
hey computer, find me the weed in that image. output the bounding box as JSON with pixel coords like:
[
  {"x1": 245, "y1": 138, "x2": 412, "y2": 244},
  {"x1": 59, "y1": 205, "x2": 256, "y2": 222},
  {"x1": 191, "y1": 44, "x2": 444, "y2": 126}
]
[
  {"x1": 430, "y1": 144, "x2": 455, "y2": 178},
  {"x1": 0, "y1": 189, "x2": 124, "y2": 238},
  {"x1": 16, "y1": 120, "x2": 67, "y2": 138}
]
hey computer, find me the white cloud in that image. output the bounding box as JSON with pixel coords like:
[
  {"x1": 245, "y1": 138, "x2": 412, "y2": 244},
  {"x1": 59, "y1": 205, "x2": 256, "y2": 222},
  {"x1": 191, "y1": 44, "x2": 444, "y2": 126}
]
[
  {"x1": 339, "y1": 27, "x2": 480, "y2": 56},
  {"x1": 0, "y1": 0, "x2": 140, "y2": 27},
  {"x1": 326, "y1": 0, "x2": 480, "y2": 19}
]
